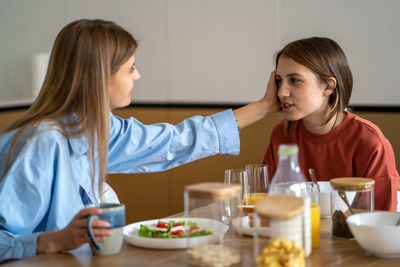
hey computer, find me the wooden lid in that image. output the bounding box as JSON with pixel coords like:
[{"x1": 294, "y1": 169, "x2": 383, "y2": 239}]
[
  {"x1": 330, "y1": 177, "x2": 375, "y2": 192},
  {"x1": 254, "y1": 194, "x2": 304, "y2": 219},
  {"x1": 185, "y1": 182, "x2": 241, "y2": 200}
]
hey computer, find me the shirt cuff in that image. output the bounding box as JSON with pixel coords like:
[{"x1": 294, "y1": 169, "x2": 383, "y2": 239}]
[
  {"x1": 210, "y1": 109, "x2": 240, "y2": 156},
  {"x1": 14, "y1": 232, "x2": 40, "y2": 260}
]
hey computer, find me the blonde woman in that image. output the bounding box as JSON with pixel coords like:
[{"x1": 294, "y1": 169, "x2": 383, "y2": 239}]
[{"x1": 0, "y1": 19, "x2": 279, "y2": 261}]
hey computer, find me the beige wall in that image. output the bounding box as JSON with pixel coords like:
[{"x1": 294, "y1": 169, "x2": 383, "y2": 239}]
[{"x1": 1, "y1": 107, "x2": 399, "y2": 224}]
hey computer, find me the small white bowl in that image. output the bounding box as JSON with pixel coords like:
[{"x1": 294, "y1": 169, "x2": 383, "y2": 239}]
[{"x1": 346, "y1": 211, "x2": 400, "y2": 258}]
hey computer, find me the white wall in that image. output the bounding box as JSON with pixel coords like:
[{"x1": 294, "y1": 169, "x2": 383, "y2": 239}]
[
  {"x1": 280, "y1": 0, "x2": 400, "y2": 106},
  {"x1": 0, "y1": 0, "x2": 399, "y2": 107}
]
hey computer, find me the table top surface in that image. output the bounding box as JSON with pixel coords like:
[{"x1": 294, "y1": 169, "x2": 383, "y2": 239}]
[{"x1": 3, "y1": 217, "x2": 400, "y2": 267}]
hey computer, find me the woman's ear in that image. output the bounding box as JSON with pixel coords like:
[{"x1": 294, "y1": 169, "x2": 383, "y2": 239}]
[{"x1": 323, "y1": 77, "x2": 337, "y2": 96}]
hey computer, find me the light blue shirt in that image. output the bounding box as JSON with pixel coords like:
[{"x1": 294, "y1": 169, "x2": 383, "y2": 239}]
[{"x1": 0, "y1": 110, "x2": 239, "y2": 261}]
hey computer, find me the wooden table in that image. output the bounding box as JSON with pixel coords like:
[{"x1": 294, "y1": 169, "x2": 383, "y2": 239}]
[{"x1": 3, "y1": 218, "x2": 400, "y2": 267}]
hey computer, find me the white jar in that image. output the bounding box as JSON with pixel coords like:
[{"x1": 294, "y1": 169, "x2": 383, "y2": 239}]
[{"x1": 254, "y1": 194, "x2": 305, "y2": 267}]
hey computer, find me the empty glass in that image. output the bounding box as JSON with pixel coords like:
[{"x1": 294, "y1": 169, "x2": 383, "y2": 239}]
[
  {"x1": 224, "y1": 169, "x2": 248, "y2": 187},
  {"x1": 224, "y1": 169, "x2": 248, "y2": 224}
]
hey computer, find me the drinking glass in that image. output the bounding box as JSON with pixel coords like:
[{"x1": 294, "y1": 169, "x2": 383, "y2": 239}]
[
  {"x1": 224, "y1": 169, "x2": 248, "y2": 186},
  {"x1": 224, "y1": 169, "x2": 248, "y2": 224},
  {"x1": 307, "y1": 182, "x2": 320, "y2": 248},
  {"x1": 243, "y1": 164, "x2": 269, "y2": 210},
  {"x1": 242, "y1": 164, "x2": 268, "y2": 229}
]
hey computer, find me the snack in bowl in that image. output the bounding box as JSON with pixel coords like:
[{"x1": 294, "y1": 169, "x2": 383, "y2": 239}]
[{"x1": 138, "y1": 219, "x2": 213, "y2": 238}]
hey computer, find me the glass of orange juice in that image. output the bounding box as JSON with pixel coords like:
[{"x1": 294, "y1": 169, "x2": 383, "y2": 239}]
[
  {"x1": 243, "y1": 164, "x2": 269, "y2": 227},
  {"x1": 307, "y1": 182, "x2": 321, "y2": 248},
  {"x1": 243, "y1": 165, "x2": 269, "y2": 205},
  {"x1": 224, "y1": 166, "x2": 269, "y2": 227}
]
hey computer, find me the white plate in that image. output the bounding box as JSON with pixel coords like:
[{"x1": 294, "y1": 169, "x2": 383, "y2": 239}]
[
  {"x1": 123, "y1": 218, "x2": 228, "y2": 249},
  {"x1": 232, "y1": 216, "x2": 270, "y2": 237}
]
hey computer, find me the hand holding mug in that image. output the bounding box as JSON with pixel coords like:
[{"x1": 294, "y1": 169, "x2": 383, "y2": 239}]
[
  {"x1": 86, "y1": 203, "x2": 125, "y2": 255},
  {"x1": 36, "y1": 207, "x2": 111, "y2": 254}
]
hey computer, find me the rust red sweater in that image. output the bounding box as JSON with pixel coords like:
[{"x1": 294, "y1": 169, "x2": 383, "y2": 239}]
[{"x1": 263, "y1": 112, "x2": 399, "y2": 211}]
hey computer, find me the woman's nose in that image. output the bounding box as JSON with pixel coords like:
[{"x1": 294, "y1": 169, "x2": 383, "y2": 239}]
[
  {"x1": 134, "y1": 69, "x2": 141, "y2": 80},
  {"x1": 277, "y1": 83, "x2": 290, "y2": 98}
]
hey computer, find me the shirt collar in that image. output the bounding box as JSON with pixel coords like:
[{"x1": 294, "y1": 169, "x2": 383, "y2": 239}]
[
  {"x1": 64, "y1": 112, "x2": 112, "y2": 157},
  {"x1": 68, "y1": 136, "x2": 88, "y2": 157},
  {"x1": 61, "y1": 113, "x2": 88, "y2": 157}
]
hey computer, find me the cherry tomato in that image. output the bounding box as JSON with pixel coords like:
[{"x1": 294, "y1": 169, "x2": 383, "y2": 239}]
[
  {"x1": 170, "y1": 229, "x2": 185, "y2": 236},
  {"x1": 172, "y1": 222, "x2": 184, "y2": 227},
  {"x1": 156, "y1": 221, "x2": 169, "y2": 228},
  {"x1": 189, "y1": 226, "x2": 199, "y2": 232}
]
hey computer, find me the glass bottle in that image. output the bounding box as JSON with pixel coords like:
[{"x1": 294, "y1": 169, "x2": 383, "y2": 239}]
[
  {"x1": 330, "y1": 177, "x2": 375, "y2": 239},
  {"x1": 184, "y1": 182, "x2": 243, "y2": 267},
  {"x1": 268, "y1": 144, "x2": 311, "y2": 257}
]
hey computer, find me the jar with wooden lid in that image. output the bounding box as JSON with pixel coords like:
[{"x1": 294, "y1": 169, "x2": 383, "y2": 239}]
[
  {"x1": 184, "y1": 182, "x2": 243, "y2": 267},
  {"x1": 254, "y1": 194, "x2": 305, "y2": 267},
  {"x1": 330, "y1": 177, "x2": 375, "y2": 239}
]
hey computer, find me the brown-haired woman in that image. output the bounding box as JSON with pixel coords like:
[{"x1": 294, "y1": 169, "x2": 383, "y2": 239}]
[
  {"x1": 0, "y1": 19, "x2": 280, "y2": 261},
  {"x1": 263, "y1": 37, "x2": 399, "y2": 211}
]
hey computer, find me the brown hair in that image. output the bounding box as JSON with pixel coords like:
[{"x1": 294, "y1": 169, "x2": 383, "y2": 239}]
[
  {"x1": 276, "y1": 37, "x2": 353, "y2": 134},
  {"x1": 4, "y1": 19, "x2": 137, "y2": 201}
]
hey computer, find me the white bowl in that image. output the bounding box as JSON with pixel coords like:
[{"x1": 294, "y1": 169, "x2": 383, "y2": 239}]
[{"x1": 346, "y1": 211, "x2": 400, "y2": 258}]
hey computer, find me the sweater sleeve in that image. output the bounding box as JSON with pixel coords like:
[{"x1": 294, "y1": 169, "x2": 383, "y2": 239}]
[
  {"x1": 361, "y1": 136, "x2": 400, "y2": 211},
  {"x1": 373, "y1": 174, "x2": 399, "y2": 211}
]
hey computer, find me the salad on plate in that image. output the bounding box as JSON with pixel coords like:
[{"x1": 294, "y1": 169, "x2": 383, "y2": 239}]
[
  {"x1": 124, "y1": 218, "x2": 228, "y2": 249},
  {"x1": 138, "y1": 219, "x2": 213, "y2": 238}
]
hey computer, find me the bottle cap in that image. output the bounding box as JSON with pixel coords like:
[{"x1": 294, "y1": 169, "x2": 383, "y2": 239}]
[{"x1": 278, "y1": 144, "x2": 299, "y2": 156}]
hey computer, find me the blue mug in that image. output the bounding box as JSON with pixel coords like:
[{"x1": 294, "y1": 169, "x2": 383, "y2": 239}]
[{"x1": 86, "y1": 203, "x2": 125, "y2": 255}]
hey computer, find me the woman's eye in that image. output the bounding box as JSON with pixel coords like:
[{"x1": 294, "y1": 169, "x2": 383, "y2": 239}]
[
  {"x1": 275, "y1": 78, "x2": 282, "y2": 86},
  {"x1": 289, "y1": 78, "x2": 300, "y2": 85},
  {"x1": 129, "y1": 65, "x2": 136, "y2": 73}
]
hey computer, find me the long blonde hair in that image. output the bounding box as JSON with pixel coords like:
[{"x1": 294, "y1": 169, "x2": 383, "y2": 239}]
[{"x1": 4, "y1": 19, "x2": 137, "y2": 201}]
